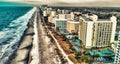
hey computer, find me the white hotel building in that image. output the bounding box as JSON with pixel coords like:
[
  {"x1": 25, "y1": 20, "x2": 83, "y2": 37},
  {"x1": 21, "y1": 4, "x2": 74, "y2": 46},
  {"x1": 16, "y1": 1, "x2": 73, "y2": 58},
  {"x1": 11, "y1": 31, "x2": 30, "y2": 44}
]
[
  {"x1": 78, "y1": 15, "x2": 117, "y2": 48},
  {"x1": 114, "y1": 33, "x2": 120, "y2": 64},
  {"x1": 114, "y1": 41, "x2": 120, "y2": 64}
]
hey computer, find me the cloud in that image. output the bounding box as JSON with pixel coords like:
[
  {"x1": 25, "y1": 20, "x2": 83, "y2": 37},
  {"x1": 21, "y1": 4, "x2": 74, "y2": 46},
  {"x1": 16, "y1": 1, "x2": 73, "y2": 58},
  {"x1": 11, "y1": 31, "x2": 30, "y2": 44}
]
[
  {"x1": 0, "y1": 0, "x2": 113, "y2": 2},
  {"x1": 59, "y1": 0, "x2": 113, "y2": 3},
  {"x1": 60, "y1": 0, "x2": 95, "y2": 3},
  {"x1": 1, "y1": 0, "x2": 120, "y2": 7}
]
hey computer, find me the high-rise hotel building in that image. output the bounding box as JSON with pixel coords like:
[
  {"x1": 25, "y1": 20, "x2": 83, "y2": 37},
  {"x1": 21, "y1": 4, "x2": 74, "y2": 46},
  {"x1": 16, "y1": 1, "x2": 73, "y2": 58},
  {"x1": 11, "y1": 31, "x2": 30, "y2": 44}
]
[
  {"x1": 114, "y1": 33, "x2": 120, "y2": 64},
  {"x1": 78, "y1": 15, "x2": 117, "y2": 48},
  {"x1": 66, "y1": 20, "x2": 79, "y2": 33},
  {"x1": 114, "y1": 42, "x2": 120, "y2": 64}
]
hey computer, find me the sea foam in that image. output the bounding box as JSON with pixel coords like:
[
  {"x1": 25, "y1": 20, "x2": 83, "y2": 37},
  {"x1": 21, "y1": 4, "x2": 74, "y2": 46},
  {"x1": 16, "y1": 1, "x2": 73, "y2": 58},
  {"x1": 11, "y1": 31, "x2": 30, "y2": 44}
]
[{"x1": 0, "y1": 7, "x2": 36, "y2": 64}]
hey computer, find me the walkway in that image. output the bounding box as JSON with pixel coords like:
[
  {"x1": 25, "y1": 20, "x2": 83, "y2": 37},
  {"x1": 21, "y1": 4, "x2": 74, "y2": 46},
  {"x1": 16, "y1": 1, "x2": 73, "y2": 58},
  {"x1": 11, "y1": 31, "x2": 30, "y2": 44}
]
[{"x1": 42, "y1": 18, "x2": 74, "y2": 64}]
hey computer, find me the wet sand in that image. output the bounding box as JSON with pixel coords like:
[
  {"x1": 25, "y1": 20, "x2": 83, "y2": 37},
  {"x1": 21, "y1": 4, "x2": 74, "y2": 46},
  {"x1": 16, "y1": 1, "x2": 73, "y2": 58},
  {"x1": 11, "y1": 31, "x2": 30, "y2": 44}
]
[{"x1": 10, "y1": 13, "x2": 35, "y2": 64}]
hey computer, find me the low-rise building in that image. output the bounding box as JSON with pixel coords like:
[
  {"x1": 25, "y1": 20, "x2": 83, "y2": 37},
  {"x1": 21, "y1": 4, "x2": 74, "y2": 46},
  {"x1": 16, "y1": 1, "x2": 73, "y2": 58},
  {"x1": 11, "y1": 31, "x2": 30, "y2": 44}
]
[
  {"x1": 48, "y1": 16, "x2": 53, "y2": 23},
  {"x1": 70, "y1": 12, "x2": 74, "y2": 20},
  {"x1": 43, "y1": 10, "x2": 47, "y2": 16},
  {"x1": 58, "y1": 14, "x2": 66, "y2": 19},
  {"x1": 50, "y1": 11, "x2": 56, "y2": 17},
  {"x1": 55, "y1": 19, "x2": 67, "y2": 29},
  {"x1": 58, "y1": 14, "x2": 71, "y2": 19},
  {"x1": 46, "y1": 8, "x2": 52, "y2": 15},
  {"x1": 55, "y1": 19, "x2": 67, "y2": 34}
]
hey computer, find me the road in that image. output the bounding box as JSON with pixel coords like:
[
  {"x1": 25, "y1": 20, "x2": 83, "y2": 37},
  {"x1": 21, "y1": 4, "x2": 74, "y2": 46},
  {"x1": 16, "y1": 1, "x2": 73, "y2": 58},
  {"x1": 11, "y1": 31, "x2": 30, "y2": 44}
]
[
  {"x1": 36, "y1": 8, "x2": 58, "y2": 64},
  {"x1": 30, "y1": 7, "x2": 73, "y2": 64},
  {"x1": 41, "y1": 10, "x2": 74, "y2": 64}
]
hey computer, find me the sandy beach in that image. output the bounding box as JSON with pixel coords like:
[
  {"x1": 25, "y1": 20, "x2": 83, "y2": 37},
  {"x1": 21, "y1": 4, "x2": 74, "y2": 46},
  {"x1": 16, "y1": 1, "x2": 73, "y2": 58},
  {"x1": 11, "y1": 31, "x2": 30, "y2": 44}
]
[
  {"x1": 29, "y1": 11, "x2": 40, "y2": 64},
  {"x1": 10, "y1": 12, "x2": 35, "y2": 64}
]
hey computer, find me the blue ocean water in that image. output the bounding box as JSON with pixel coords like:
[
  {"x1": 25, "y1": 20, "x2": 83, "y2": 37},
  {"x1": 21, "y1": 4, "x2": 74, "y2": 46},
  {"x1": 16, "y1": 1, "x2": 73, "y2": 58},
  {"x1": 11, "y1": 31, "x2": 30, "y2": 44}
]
[
  {"x1": 0, "y1": 2, "x2": 36, "y2": 64},
  {"x1": 0, "y1": 7, "x2": 32, "y2": 30},
  {"x1": 0, "y1": 2, "x2": 32, "y2": 6}
]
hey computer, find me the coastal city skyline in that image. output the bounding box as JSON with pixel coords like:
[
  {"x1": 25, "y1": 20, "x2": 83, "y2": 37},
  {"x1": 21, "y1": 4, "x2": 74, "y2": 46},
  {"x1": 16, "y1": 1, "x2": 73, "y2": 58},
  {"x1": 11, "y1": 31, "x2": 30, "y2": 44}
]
[{"x1": 0, "y1": 1, "x2": 120, "y2": 64}]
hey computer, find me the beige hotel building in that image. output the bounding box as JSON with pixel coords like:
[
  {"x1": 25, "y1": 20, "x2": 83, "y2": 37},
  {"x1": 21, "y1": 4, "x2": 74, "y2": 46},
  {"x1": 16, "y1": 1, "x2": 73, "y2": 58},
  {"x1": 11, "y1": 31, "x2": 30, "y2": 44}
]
[
  {"x1": 66, "y1": 20, "x2": 79, "y2": 33},
  {"x1": 78, "y1": 15, "x2": 117, "y2": 48}
]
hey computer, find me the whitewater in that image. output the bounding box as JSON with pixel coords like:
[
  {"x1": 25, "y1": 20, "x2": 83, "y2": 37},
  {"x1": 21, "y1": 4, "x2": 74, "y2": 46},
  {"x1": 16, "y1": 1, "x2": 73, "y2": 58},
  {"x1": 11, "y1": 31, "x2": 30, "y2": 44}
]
[{"x1": 0, "y1": 7, "x2": 36, "y2": 64}]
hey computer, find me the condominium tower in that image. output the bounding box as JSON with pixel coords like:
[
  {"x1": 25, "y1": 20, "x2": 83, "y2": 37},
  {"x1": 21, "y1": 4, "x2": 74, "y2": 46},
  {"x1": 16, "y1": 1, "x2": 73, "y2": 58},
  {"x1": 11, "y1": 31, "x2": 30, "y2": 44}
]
[
  {"x1": 78, "y1": 15, "x2": 117, "y2": 48},
  {"x1": 114, "y1": 32, "x2": 120, "y2": 64}
]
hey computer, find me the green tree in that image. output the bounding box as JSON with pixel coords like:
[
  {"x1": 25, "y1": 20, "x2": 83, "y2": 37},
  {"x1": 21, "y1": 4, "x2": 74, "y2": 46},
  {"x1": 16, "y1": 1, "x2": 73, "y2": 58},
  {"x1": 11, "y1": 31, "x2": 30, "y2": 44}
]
[
  {"x1": 75, "y1": 52, "x2": 82, "y2": 60},
  {"x1": 83, "y1": 56, "x2": 91, "y2": 63}
]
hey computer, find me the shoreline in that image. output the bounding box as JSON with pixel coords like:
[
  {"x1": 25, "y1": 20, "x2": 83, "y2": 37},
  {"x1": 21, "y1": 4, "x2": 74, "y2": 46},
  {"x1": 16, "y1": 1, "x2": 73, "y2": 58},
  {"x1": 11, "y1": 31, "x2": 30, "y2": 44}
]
[
  {"x1": 29, "y1": 10, "x2": 39, "y2": 64},
  {"x1": 10, "y1": 12, "x2": 35, "y2": 64}
]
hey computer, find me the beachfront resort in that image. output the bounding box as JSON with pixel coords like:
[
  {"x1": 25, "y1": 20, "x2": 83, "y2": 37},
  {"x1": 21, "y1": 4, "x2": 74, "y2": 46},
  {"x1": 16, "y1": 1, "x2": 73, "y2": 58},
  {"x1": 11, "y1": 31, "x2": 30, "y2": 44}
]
[
  {"x1": 0, "y1": 1, "x2": 120, "y2": 64},
  {"x1": 40, "y1": 5, "x2": 120, "y2": 64}
]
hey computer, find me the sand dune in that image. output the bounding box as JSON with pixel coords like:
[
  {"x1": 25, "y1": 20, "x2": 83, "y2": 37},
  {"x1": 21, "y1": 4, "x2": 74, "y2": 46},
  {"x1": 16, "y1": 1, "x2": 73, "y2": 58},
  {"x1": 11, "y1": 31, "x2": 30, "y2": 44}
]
[{"x1": 18, "y1": 35, "x2": 33, "y2": 49}]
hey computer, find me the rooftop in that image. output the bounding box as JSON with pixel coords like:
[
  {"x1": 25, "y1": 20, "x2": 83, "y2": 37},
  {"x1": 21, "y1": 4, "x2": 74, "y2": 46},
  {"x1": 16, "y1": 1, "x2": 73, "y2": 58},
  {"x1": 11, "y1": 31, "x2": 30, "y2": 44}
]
[
  {"x1": 82, "y1": 16, "x2": 113, "y2": 22},
  {"x1": 55, "y1": 19, "x2": 67, "y2": 20},
  {"x1": 98, "y1": 19, "x2": 110, "y2": 21},
  {"x1": 67, "y1": 21, "x2": 79, "y2": 23},
  {"x1": 82, "y1": 16, "x2": 92, "y2": 21}
]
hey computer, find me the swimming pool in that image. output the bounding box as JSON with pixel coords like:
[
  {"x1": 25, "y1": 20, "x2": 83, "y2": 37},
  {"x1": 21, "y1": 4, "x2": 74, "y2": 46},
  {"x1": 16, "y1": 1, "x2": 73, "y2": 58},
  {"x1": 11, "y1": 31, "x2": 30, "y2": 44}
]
[{"x1": 74, "y1": 46, "x2": 81, "y2": 51}]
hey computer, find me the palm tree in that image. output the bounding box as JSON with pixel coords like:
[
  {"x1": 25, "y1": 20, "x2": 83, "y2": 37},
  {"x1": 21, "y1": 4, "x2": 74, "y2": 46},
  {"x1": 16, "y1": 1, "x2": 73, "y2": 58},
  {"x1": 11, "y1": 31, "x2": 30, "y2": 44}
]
[
  {"x1": 75, "y1": 52, "x2": 81, "y2": 60},
  {"x1": 69, "y1": 45, "x2": 74, "y2": 51}
]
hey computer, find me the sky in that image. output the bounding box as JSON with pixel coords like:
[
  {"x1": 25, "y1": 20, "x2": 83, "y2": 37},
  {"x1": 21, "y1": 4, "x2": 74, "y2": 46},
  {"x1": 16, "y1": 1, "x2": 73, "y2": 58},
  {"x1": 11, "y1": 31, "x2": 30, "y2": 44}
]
[
  {"x1": 0, "y1": 0, "x2": 113, "y2": 2},
  {"x1": 60, "y1": 0, "x2": 112, "y2": 3},
  {"x1": 0, "y1": 0, "x2": 120, "y2": 7}
]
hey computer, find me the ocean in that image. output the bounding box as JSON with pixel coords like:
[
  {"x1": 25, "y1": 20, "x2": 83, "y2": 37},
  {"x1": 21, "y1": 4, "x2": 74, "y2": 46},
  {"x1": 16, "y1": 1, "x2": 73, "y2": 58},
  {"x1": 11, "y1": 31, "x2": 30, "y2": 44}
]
[{"x1": 0, "y1": 2, "x2": 36, "y2": 64}]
